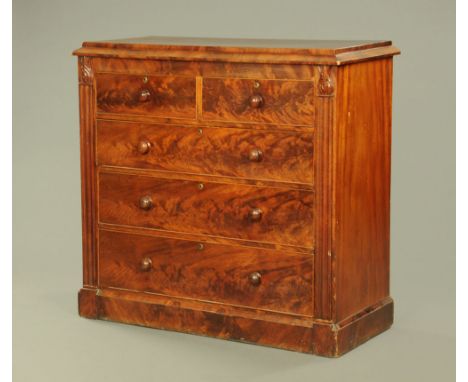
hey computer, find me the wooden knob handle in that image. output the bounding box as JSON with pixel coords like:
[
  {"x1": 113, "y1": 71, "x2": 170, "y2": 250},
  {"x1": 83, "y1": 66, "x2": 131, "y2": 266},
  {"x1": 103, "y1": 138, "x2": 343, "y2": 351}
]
[
  {"x1": 249, "y1": 94, "x2": 263, "y2": 109},
  {"x1": 140, "y1": 257, "x2": 152, "y2": 272},
  {"x1": 137, "y1": 140, "x2": 151, "y2": 154},
  {"x1": 139, "y1": 196, "x2": 153, "y2": 210},
  {"x1": 248, "y1": 148, "x2": 263, "y2": 162},
  {"x1": 139, "y1": 89, "x2": 151, "y2": 102},
  {"x1": 248, "y1": 208, "x2": 263, "y2": 222},
  {"x1": 249, "y1": 271, "x2": 262, "y2": 286}
]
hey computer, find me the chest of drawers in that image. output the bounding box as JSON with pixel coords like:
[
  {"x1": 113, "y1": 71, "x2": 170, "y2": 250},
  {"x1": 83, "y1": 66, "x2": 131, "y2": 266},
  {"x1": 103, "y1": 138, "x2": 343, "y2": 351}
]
[{"x1": 73, "y1": 37, "x2": 399, "y2": 357}]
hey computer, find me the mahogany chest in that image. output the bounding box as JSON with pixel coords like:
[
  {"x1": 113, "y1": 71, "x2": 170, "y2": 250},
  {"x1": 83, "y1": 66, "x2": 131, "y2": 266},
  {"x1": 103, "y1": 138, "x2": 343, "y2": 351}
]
[{"x1": 73, "y1": 36, "x2": 400, "y2": 357}]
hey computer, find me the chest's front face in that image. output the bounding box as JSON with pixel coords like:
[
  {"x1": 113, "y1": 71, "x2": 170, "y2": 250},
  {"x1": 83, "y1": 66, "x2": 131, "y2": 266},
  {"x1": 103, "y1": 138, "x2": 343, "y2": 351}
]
[
  {"x1": 90, "y1": 56, "x2": 317, "y2": 311},
  {"x1": 75, "y1": 37, "x2": 398, "y2": 357}
]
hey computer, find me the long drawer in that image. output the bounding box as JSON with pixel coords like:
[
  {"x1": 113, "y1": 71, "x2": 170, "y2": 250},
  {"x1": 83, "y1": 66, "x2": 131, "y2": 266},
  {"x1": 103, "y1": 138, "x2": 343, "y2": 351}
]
[
  {"x1": 96, "y1": 120, "x2": 314, "y2": 184},
  {"x1": 98, "y1": 172, "x2": 314, "y2": 248},
  {"x1": 98, "y1": 229, "x2": 314, "y2": 316}
]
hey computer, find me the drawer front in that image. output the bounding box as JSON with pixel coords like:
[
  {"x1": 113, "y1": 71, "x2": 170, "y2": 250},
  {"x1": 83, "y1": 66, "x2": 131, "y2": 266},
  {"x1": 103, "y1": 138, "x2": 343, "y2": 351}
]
[
  {"x1": 99, "y1": 230, "x2": 314, "y2": 316},
  {"x1": 98, "y1": 172, "x2": 314, "y2": 248},
  {"x1": 97, "y1": 120, "x2": 314, "y2": 184},
  {"x1": 202, "y1": 78, "x2": 315, "y2": 125},
  {"x1": 95, "y1": 73, "x2": 196, "y2": 118}
]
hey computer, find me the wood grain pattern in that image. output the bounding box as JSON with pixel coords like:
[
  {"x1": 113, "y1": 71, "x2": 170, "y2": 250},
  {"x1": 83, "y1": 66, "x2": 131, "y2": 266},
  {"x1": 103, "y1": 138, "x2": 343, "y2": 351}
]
[
  {"x1": 335, "y1": 46, "x2": 401, "y2": 65},
  {"x1": 333, "y1": 59, "x2": 392, "y2": 321},
  {"x1": 78, "y1": 57, "x2": 97, "y2": 287},
  {"x1": 82, "y1": 36, "x2": 392, "y2": 54},
  {"x1": 96, "y1": 120, "x2": 314, "y2": 184},
  {"x1": 75, "y1": 37, "x2": 398, "y2": 356},
  {"x1": 333, "y1": 297, "x2": 393, "y2": 355},
  {"x1": 78, "y1": 288, "x2": 99, "y2": 318},
  {"x1": 78, "y1": 287, "x2": 393, "y2": 356},
  {"x1": 97, "y1": 288, "x2": 317, "y2": 352},
  {"x1": 96, "y1": 114, "x2": 316, "y2": 131},
  {"x1": 98, "y1": 171, "x2": 314, "y2": 248},
  {"x1": 313, "y1": 65, "x2": 337, "y2": 321},
  {"x1": 96, "y1": 73, "x2": 196, "y2": 118},
  {"x1": 98, "y1": 165, "x2": 314, "y2": 191},
  {"x1": 202, "y1": 78, "x2": 314, "y2": 125},
  {"x1": 98, "y1": 223, "x2": 313, "y2": 255},
  {"x1": 73, "y1": 37, "x2": 400, "y2": 65},
  {"x1": 99, "y1": 229, "x2": 314, "y2": 315},
  {"x1": 92, "y1": 57, "x2": 316, "y2": 80},
  {"x1": 74, "y1": 45, "x2": 400, "y2": 65}
]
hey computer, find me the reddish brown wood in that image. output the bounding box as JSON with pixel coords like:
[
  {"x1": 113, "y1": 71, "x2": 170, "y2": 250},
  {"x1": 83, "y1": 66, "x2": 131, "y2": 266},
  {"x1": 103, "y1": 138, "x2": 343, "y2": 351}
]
[
  {"x1": 78, "y1": 288, "x2": 98, "y2": 318},
  {"x1": 78, "y1": 57, "x2": 98, "y2": 287},
  {"x1": 96, "y1": 120, "x2": 314, "y2": 184},
  {"x1": 96, "y1": 73, "x2": 196, "y2": 119},
  {"x1": 202, "y1": 78, "x2": 315, "y2": 125},
  {"x1": 333, "y1": 59, "x2": 393, "y2": 321},
  {"x1": 333, "y1": 298, "x2": 394, "y2": 355},
  {"x1": 317, "y1": 66, "x2": 335, "y2": 97},
  {"x1": 92, "y1": 57, "x2": 317, "y2": 80},
  {"x1": 98, "y1": 223, "x2": 312, "y2": 255},
  {"x1": 313, "y1": 66, "x2": 336, "y2": 321},
  {"x1": 98, "y1": 171, "x2": 314, "y2": 248},
  {"x1": 74, "y1": 36, "x2": 398, "y2": 357},
  {"x1": 77, "y1": 287, "x2": 393, "y2": 356},
  {"x1": 99, "y1": 229, "x2": 314, "y2": 315},
  {"x1": 99, "y1": 165, "x2": 313, "y2": 192},
  {"x1": 82, "y1": 37, "x2": 391, "y2": 54},
  {"x1": 73, "y1": 37, "x2": 399, "y2": 65}
]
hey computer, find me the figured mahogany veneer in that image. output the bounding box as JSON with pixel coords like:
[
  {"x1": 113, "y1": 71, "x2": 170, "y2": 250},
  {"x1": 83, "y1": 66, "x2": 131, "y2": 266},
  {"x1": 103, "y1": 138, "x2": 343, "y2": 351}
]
[
  {"x1": 99, "y1": 229, "x2": 314, "y2": 315},
  {"x1": 98, "y1": 171, "x2": 314, "y2": 248},
  {"x1": 202, "y1": 78, "x2": 315, "y2": 125},
  {"x1": 74, "y1": 36, "x2": 400, "y2": 357},
  {"x1": 96, "y1": 120, "x2": 314, "y2": 184},
  {"x1": 96, "y1": 73, "x2": 196, "y2": 118}
]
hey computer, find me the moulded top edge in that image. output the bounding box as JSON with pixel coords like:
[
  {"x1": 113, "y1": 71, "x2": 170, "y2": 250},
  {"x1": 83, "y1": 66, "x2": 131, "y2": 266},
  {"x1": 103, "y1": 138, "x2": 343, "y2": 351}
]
[{"x1": 73, "y1": 36, "x2": 400, "y2": 65}]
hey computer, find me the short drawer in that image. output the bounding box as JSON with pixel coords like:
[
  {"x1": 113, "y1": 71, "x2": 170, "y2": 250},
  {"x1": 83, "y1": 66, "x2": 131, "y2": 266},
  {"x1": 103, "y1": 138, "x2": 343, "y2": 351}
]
[
  {"x1": 96, "y1": 120, "x2": 314, "y2": 184},
  {"x1": 99, "y1": 230, "x2": 314, "y2": 316},
  {"x1": 98, "y1": 172, "x2": 314, "y2": 248},
  {"x1": 95, "y1": 73, "x2": 196, "y2": 119},
  {"x1": 202, "y1": 78, "x2": 315, "y2": 125}
]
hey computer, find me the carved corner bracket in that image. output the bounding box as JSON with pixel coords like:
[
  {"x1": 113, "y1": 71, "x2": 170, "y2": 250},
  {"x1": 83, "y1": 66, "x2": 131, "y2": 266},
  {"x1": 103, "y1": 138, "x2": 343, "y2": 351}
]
[
  {"x1": 79, "y1": 56, "x2": 94, "y2": 85},
  {"x1": 317, "y1": 66, "x2": 335, "y2": 97}
]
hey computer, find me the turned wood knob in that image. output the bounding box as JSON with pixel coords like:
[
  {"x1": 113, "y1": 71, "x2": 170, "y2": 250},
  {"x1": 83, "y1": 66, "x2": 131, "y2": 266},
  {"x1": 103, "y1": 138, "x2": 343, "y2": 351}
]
[
  {"x1": 139, "y1": 89, "x2": 151, "y2": 102},
  {"x1": 249, "y1": 271, "x2": 262, "y2": 286},
  {"x1": 137, "y1": 140, "x2": 151, "y2": 154},
  {"x1": 249, "y1": 94, "x2": 264, "y2": 109},
  {"x1": 248, "y1": 148, "x2": 263, "y2": 162},
  {"x1": 140, "y1": 257, "x2": 152, "y2": 272},
  {"x1": 139, "y1": 196, "x2": 153, "y2": 210},
  {"x1": 248, "y1": 208, "x2": 263, "y2": 222}
]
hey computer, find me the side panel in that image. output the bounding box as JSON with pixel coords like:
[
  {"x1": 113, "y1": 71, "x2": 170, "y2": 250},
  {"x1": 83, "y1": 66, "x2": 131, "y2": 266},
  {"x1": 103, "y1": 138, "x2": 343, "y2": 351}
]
[{"x1": 334, "y1": 59, "x2": 393, "y2": 321}]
